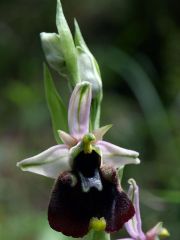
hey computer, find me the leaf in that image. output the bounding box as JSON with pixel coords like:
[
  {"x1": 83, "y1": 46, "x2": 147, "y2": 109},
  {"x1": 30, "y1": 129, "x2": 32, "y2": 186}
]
[
  {"x1": 44, "y1": 64, "x2": 68, "y2": 143},
  {"x1": 56, "y1": 0, "x2": 80, "y2": 87}
]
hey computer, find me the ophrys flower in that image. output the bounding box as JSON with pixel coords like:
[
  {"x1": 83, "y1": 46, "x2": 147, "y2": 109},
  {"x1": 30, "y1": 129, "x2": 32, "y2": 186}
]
[{"x1": 17, "y1": 81, "x2": 140, "y2": 237}]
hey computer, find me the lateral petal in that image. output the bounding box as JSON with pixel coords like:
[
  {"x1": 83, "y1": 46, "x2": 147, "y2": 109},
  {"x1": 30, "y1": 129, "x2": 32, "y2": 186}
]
[
  {"x1": 58, "y1": 130, "x2": 77, "y2": 147},
  {"x1": 68, "y1": 82, "x2": 92, "y2": 139},
  {"x1": 17, "y1": 145, "x2": 70, "y2": 178},
  {"x1": 93, "y1": 124, "x2": 112, "y2": 141}
]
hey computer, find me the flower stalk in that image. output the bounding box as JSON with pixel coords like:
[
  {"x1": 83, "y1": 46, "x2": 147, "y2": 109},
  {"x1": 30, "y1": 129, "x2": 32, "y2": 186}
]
[{"x1": 83, "y1": 230, "x2": 110, "y2": 240}]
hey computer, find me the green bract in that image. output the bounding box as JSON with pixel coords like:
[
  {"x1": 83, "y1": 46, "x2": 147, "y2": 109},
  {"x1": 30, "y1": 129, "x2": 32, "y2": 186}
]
[
  {"x1": 56, "y1": 0, "x2": 80, "y2": 86},
  {"x1": 44, "y1": 64, "x2": 68, "y2": 143}
]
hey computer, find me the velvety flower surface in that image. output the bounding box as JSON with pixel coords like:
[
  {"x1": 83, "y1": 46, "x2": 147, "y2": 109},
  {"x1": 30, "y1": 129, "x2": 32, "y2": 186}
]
[
  {"x1": 118, "y1": 179, "x2": 170, "y2": 240},
  {"x1": 48, "y1": 165, "x2": 135, "y2": 237},
  {"x1": 17, "y1": 81, "x2": 140, "y2": 237}
]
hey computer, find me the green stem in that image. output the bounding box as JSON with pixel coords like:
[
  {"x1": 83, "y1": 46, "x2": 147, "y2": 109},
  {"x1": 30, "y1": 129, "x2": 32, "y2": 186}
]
[{"x1": 83, "y1": 230, "x2": 110, "y2": 240}]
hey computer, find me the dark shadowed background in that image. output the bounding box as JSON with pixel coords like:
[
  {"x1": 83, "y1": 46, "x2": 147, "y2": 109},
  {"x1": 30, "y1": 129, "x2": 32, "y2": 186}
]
[{"x1": 0, "y1": 0, "x2": 180, "y2": 239}]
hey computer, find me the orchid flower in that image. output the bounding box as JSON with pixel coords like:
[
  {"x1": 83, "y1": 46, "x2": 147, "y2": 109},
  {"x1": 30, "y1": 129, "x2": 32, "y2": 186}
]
[
  {"x1": 17, "y1": 81, "x2": 140, "y2": 238},
  {"x1": 118, "y1": 179, "x2": 170, "y2": 240}
]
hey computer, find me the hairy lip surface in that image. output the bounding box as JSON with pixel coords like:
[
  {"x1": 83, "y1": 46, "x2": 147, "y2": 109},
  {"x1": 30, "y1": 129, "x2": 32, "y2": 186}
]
[{"x1": 48, "y1": 153, "x2": 135, "y2": 238}]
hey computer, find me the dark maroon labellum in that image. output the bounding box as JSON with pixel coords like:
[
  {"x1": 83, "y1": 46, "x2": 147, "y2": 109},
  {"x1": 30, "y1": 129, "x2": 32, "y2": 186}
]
[{"x1": 48, "y1": 150, "x2": 135, "y2": 237}]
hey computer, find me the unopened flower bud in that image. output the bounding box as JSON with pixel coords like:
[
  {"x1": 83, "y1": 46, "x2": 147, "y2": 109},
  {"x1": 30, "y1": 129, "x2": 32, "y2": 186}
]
[{"x1": 40, "y1": 32, "x2": 67, "y2": 76}]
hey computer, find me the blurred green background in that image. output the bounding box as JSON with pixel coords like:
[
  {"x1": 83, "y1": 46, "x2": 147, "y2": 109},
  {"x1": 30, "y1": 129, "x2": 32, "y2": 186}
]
[{"x1": 0, "y1": 0, "x2": 180, "y2": 239}]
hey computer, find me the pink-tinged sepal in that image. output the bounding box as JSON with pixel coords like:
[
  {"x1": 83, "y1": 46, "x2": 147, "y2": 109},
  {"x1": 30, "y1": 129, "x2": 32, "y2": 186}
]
[
  {"x1": 68, "y1": 81, "x2": 92, "y2": 139},
  {"x1": 125, "y1": 179, "x2": 146, "y2": 240}
]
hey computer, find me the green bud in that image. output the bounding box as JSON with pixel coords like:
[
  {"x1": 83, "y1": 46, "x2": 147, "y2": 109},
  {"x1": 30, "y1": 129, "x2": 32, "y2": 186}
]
[
  {"x1": 74, "y1": 20, "x2": 102, "y2": 98},
  {"x1": 74, "y1": 20, "x2": 103, "y2": 130},
  {"x1": 40, "y1": 32, "x2": 67, "y2": 77},
  {"x1": 159, "y1": 227, "x2": 170, "y2": 238},
  {"x1": 77, "y1": 47, "x2": 102, "y2": 98}
]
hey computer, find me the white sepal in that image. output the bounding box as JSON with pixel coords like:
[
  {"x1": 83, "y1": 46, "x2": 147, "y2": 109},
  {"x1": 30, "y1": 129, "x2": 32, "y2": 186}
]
[{"x1": 17, "y1": 145, "x2": 70, "y2": 179}]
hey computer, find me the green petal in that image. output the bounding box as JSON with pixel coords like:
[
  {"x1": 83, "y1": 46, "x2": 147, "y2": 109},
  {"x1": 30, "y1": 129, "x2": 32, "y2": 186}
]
[
  {"x1": 93, "y1": 124, "x2": 112, "y2": 141},
  {"x1": 58, "y1": 130, "x2": 77, "y2": 147}
]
